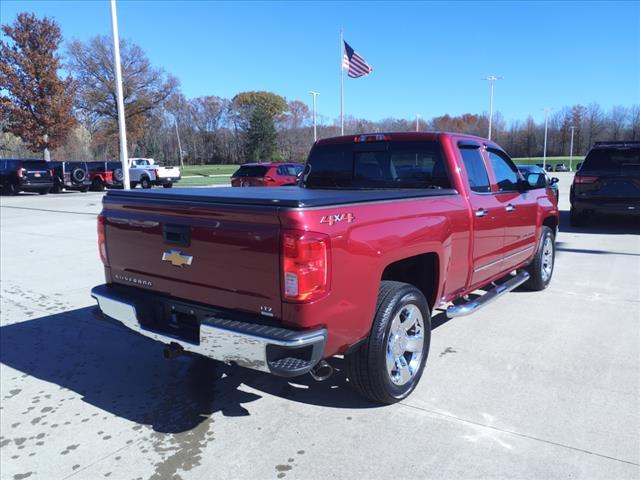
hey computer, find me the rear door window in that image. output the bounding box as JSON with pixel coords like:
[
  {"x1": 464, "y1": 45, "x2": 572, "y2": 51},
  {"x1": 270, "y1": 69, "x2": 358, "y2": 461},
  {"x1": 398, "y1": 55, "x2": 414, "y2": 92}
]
[{"x1": 459, "y1": 146, "x2": 491, "y2": 193}]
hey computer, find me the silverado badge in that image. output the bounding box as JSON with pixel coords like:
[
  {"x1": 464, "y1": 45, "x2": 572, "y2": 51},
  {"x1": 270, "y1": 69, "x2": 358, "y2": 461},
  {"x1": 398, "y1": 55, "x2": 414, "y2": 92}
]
[{"x1": 162, "y1": 250, "x2": 193, "y2": 267}]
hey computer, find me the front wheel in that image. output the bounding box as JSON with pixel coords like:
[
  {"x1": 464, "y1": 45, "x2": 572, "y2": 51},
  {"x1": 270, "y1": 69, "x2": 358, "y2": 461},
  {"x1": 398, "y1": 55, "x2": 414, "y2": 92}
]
[
  {"x1": 345, "y1": 281, "x2": 431, "y2": 404},
  {"x1": 523, "y1": 226, "x2": 555, "y2": 291}
]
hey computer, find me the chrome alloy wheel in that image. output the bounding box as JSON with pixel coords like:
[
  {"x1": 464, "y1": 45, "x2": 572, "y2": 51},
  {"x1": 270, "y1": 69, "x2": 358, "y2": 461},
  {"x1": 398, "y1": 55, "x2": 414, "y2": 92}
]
[
  {"x1": 386, "y1": 304, "x2": 425, "y2": 386},
  {"x1": 541, "y1": 236, "x2": 554, "y2": 282}
]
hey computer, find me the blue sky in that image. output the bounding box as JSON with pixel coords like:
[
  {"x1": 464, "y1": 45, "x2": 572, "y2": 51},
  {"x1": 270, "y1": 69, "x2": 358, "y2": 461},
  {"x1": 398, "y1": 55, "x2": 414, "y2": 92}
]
[{"x1": 1, "y1": 1, "x2": 639, "y2": 124}]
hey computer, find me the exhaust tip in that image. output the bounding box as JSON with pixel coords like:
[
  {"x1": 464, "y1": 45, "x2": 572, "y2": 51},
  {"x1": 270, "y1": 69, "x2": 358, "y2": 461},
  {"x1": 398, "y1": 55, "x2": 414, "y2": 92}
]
[{"x1": 309, "y1": 360, "x2": 333, "y2": 382}]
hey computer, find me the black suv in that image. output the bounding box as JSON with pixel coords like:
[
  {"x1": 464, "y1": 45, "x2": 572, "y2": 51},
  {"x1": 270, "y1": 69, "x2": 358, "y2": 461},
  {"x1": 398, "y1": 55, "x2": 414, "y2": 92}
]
[
  {"x1": 570, "y1": 141, "x2": 640, "y2": 226},
  {"x1": 0, "y1": 159, "x2": 53, "y2": 195},
  {"x1": 50, "y1": 161, "x2": 92, "y2": 193}
]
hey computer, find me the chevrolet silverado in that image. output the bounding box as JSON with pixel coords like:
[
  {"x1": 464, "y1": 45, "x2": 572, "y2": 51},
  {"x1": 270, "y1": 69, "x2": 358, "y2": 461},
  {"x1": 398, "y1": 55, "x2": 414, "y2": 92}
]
[{"x1": 92, "y1": 132, "x2": 559, "y2": 404}]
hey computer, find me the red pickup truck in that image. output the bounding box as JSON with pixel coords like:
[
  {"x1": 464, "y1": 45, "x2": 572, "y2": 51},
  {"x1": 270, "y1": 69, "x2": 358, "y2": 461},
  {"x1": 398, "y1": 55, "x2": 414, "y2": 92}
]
[{"x1": 92, "y1": 132, "x2": 558, "y2": 404}]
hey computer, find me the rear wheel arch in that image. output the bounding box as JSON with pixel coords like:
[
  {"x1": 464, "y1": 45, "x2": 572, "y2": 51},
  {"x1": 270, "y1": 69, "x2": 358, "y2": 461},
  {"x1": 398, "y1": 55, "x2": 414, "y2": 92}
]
[{"x1": 381, "y1": 252, "x2": 440, "y2": 311}]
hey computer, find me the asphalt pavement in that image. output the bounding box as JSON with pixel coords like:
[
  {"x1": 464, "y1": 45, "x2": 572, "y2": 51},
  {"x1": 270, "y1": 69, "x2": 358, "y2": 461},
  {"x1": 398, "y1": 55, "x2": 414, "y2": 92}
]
[{"x1": 1, "y1": 174, "x2": 639, "y2": 480}]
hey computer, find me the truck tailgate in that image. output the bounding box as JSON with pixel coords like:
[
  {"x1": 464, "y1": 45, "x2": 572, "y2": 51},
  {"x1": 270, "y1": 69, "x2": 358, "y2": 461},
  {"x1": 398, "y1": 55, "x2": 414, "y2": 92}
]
[{"x1": 102, "y1": 194, "x2": 282, "y2": 319}]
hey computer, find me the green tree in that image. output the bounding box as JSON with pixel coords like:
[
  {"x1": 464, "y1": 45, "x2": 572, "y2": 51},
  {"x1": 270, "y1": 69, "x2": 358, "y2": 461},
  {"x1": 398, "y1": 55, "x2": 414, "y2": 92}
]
[
  {"x1": 231, "y1": 91, "x2": 287, "y2": 161},
  {"x1": 246, "y1": 105, "x2": 277, "y2": 161},
  {"x1": 0, "y1": 13, "x2": 75, "y2": 158}
]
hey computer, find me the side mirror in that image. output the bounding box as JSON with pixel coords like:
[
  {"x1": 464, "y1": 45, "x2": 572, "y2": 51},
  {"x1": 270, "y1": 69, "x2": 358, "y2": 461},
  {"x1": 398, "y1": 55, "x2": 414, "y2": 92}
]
[
  {"x1": 550, "y1": 177, "x2": 559, "y2": 185},
  {"x1": 526, "y1": 172, "x2": 545, "y2": 189}
]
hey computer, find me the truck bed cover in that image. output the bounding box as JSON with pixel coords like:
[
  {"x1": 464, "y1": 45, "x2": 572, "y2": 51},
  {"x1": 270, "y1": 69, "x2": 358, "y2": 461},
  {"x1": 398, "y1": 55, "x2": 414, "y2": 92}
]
[{"x1": 104, "y1": 186, "x2": 458, "y2": 208}]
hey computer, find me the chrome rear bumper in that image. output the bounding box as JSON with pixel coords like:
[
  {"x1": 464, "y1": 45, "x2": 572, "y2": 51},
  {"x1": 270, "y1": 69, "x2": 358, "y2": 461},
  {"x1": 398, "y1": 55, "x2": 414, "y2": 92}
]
[{"x1": 91, "y1": 284, "x2": 326, "y2": 377}]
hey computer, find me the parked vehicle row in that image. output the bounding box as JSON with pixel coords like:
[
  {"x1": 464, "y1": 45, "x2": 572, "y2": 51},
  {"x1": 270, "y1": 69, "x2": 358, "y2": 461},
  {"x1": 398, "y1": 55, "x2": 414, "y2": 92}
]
[
  {"x1": 0, "y1": 158, "x2": 179, "y2": 195},
  {"x1": 535, "y1": 162, "x2": 570, "y2": 172}
]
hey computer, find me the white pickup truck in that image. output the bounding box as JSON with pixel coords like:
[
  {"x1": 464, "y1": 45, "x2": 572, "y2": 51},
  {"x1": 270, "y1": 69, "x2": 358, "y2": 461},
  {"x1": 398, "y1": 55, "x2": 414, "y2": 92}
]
[{"x1": 128, "y1": 158, "x2": 181, "y2": 189}]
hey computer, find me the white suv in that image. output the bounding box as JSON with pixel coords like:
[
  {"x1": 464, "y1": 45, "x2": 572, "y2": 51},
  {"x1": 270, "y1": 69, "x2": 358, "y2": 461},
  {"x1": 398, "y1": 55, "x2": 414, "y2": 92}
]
[{"x1": 129, "y1": 158, "x2": 181, "y2": 189}]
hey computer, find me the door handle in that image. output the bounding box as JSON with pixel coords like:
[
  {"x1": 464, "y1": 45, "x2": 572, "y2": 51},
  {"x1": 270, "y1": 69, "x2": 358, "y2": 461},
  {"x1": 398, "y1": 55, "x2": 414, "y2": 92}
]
[
  {"x1": 475, "y1": 208, "x2": 489, "y2": 217},
  {"x1": 505, "y1": 204, "x2": 516, "y2": 212}
]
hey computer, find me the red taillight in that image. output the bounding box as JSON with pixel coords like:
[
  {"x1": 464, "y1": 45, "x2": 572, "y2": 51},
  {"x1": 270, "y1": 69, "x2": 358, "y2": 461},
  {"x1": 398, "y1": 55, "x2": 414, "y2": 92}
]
[
  {"x1": 97, "y1": 214, "x2": 107, "y2": 265},
  {"x1": 17, "y1": 168, "x2": 24, "y2": 177},
  {"x1": 354, "y1": 134, "x2": 391, "y2": 143},
  {"x1": 282, "y1": 230, "x2": 330, "y2": 302},
  {"x1": 574, "y1": 175, "x2": 599, "y2": 184}
]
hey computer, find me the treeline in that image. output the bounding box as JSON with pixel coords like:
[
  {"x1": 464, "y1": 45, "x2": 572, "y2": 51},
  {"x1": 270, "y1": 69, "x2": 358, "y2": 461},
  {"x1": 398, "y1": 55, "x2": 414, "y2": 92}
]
[{"x1": 1, "y1": 13, "x2": 639, "y2": 165}]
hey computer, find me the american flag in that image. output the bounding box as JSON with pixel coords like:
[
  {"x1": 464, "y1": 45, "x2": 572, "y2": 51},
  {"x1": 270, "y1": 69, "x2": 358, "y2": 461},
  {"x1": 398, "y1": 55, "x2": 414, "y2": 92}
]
[{"x1": 343, "y1": 41, "x2": 373, "y2": 78}]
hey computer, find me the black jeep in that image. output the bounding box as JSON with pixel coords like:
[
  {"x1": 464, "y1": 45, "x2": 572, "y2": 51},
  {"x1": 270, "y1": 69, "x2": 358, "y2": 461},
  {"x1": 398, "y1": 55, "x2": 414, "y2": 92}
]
[{"x1": 50, "y1": 161, "x2": 92, "y2": 193}]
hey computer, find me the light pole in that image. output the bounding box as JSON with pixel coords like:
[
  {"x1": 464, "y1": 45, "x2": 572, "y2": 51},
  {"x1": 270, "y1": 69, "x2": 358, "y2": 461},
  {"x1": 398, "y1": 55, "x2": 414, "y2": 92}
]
[
  {"x1": 542, "y1": 107, "x2": 554, "y2": 171},
  {"x1": 110, "y1": 0, "x2": 130, "y2": 189},
  {"x1": 174, "y1": 117, "x2": 184, "y2": 168},
  {"x1": 569, "y1": 126, "x2": 575, "y2": 172},
  {"x1": 482, "y1": 75, "x2": 502, "y2": 140},
  {"x1": 309, "y1": 91, "x2": 320, "y2": 142},
  {"x1": 415, "y1": 113, "x2": 421, "y2": 132}
]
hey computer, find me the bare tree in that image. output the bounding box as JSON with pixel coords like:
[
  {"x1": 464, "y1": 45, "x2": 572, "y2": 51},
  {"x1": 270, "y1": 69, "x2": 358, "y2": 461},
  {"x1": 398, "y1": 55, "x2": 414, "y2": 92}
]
[{"x1": 67, "y1": 35, "x2": 178, "y2": 155}]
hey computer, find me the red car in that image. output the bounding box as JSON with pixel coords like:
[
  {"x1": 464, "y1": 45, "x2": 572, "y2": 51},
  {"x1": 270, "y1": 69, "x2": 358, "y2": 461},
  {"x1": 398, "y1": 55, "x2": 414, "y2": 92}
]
[
  {"x1": 230, "y1": 162, "x2": 303, "y2": 187},
  {"x1": 92, "y1": 132, "x2": 558, "y2": 404}
]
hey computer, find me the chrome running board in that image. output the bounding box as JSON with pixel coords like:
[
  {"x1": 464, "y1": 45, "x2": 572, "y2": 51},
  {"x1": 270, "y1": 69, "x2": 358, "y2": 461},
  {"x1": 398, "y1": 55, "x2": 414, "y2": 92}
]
[{"x1": 446, "y1": 270, "x2": 530, "y2": 318}]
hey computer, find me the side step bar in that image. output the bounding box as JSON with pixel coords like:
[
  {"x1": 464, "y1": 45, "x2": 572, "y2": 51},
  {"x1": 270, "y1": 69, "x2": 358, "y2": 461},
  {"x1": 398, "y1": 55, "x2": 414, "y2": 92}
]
[{"x1": 446, "y1": 270, "x2": 530, "y2": 318}]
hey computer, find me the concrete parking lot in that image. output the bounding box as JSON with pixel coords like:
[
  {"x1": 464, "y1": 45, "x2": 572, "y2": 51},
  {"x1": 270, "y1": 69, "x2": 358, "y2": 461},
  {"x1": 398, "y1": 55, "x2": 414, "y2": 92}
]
[{"x1": 1, "y1": 174, "x2": 639, "y2": 480}]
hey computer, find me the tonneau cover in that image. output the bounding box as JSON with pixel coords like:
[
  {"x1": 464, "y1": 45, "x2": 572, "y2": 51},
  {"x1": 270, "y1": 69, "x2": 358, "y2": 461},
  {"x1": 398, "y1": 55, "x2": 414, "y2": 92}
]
[{"x1": 105, "y1": 186, "x2": 458, "y2": 208}]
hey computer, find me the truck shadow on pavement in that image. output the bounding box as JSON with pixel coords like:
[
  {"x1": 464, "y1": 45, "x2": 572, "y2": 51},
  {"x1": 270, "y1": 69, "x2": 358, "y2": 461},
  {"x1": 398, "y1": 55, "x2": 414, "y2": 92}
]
[
  {"x1": 0, "y1": 307, "x2": 380, "y2": 434},
  {"x1": 559, "y1": 210, "x2": 640, "y2": 235}
]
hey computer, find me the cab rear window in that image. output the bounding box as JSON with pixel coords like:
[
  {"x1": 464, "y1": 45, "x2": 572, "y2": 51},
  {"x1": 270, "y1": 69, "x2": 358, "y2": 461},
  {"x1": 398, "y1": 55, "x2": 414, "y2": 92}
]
[{"x1": 303, "y1": 141, "x2": 451, "y2": 189}]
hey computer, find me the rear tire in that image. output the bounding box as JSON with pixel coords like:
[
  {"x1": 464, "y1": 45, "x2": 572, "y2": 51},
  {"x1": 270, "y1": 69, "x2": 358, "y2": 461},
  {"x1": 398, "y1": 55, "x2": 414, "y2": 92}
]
[
  {"x1": 79, "y1": 186, "x2": 89, "y2": 193},
  {"x1": 1, "y1": 182, "x2": 17, "y2": 196},
  {"x1": 130, "y1": 181, "x2": 138, "y2": 189},
  {"x1": 91, "y1": 178, "x2": 105, "y2": 192},
  {"x1": 345, "y1": 281, "x2": 431, "y2": 404},
  {"x1": 141, "y1": 177, "x2": 152, "y2": 189},
  {"x1": 523, "y1": 226, "x2": 555, "y2": 291},
  {"x1": 38, "y1": 189, "x2": 50, "y2": 195},
  {"x1": 569, "y1": 207, "x2": 588, "y2": 227},
  {"x1": 163, "y1": 182, "x2": 173, "y2": 188}
]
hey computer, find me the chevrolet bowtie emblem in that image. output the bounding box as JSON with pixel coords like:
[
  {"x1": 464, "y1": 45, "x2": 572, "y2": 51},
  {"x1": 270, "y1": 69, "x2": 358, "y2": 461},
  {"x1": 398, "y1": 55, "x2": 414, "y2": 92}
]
[{"x1": 162, "y1": 250, "x2": 193, "y2": 267}]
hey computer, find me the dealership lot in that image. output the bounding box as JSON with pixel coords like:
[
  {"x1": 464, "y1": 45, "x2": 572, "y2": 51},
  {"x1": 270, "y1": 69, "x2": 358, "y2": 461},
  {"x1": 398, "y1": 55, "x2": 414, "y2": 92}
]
[{"x1": 1, "y1": 175, "x2": 639, "y2": 480}]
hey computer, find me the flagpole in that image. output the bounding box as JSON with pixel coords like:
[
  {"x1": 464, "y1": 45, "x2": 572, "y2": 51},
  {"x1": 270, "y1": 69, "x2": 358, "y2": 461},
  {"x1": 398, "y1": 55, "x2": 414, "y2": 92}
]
[{"x1": 340, "y1": 29, "x2": 344, "y2": 136}]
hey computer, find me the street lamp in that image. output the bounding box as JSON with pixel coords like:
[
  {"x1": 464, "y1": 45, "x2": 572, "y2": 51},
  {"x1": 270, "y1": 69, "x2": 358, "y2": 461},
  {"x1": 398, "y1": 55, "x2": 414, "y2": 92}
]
[
  {"x1": 110, "y1": 0, "x2": 130, "y2": 189},
  {"x1": 309, "y1": 91, "x2": 320, "y2": 142},
  {"x1": 482, "y1": 75, "x2": 502, "y2": 140},
  {"x1": 569, "y1": 126, "x2": 575, "y2": 172},
  {"x1": 415, "y1": 113, "x2": 421, "y2": 132},
  {"x1": 542, "y1": 107, "x2": 554, "y2": 171}
]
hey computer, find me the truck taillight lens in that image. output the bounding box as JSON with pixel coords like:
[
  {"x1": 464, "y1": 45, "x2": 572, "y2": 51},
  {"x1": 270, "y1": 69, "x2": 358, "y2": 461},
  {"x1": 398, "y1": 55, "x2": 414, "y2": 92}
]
[
  {"x1": 282, "y1": 230, "x2": 330, "y2": 302},
  {"x1": 17, "y1": 168, "x2": 25, "y2": 177},
  {"x1": 97, "y1": 214, "x2": 107, "y2": 265},
  {"x1": 574, "y1": 175, "x2": 599, "y2": 184}
]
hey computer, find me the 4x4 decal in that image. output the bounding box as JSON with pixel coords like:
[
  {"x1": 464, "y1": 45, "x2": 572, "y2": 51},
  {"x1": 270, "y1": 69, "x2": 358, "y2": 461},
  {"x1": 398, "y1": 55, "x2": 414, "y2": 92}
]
[{"x1": 320, "y1": 213, "x2": 355, "y2": 226}]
